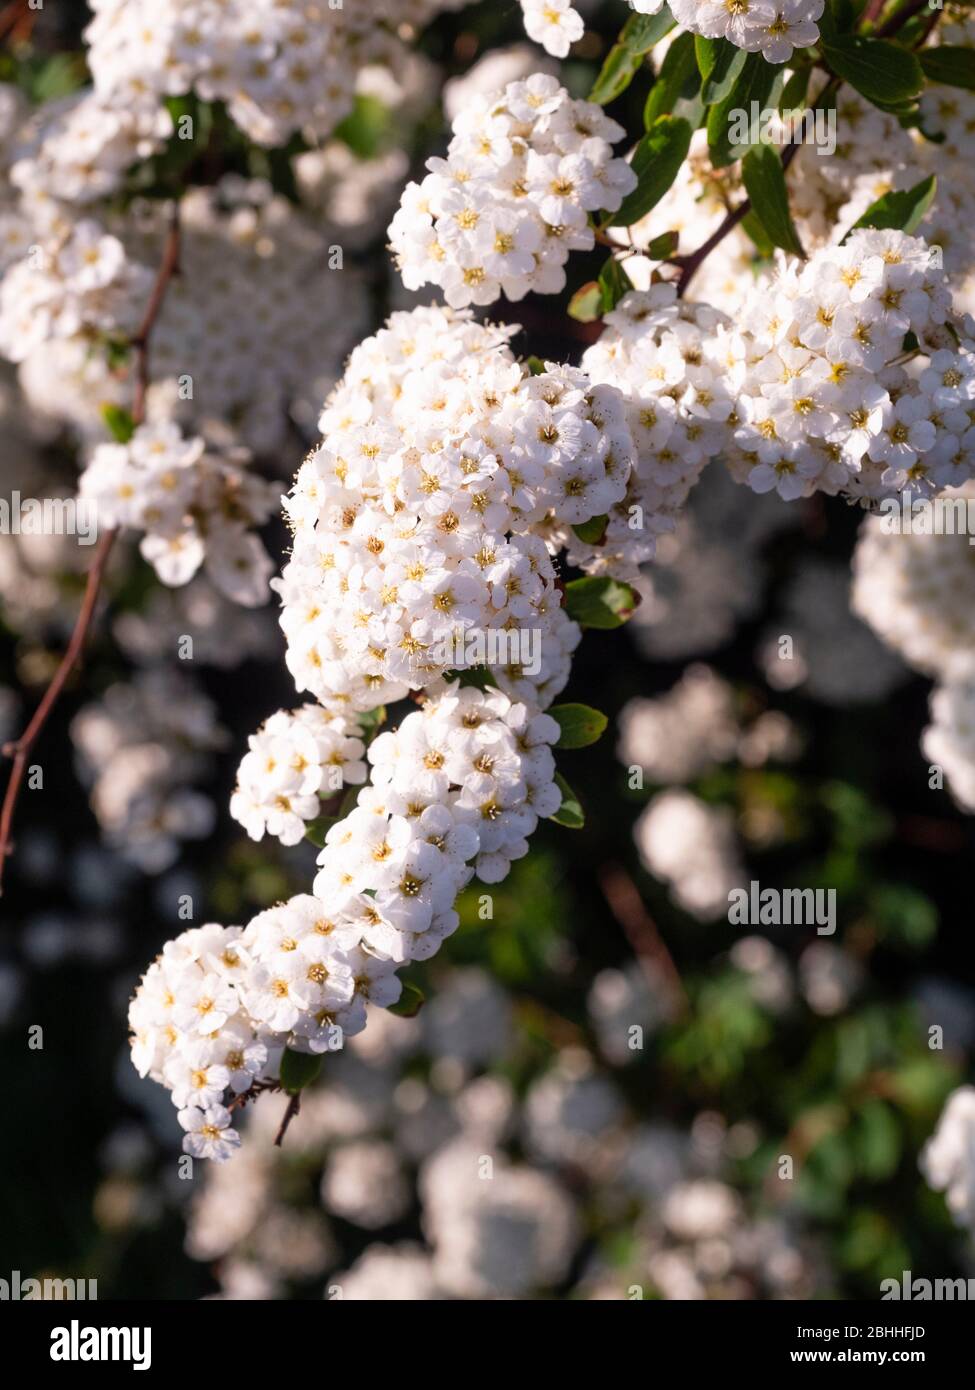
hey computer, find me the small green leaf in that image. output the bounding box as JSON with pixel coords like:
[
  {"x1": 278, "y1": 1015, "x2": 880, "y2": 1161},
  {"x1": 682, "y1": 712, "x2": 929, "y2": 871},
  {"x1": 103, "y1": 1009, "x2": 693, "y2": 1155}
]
[
  {"x1": 778, "y1": 65, "x2": 810, "y2": 116},
  {"x1": 389, "y1": 981, "x2": 425, "y2": 1018},
  {"x1": 549, "y1": 703, "x2": 609, "y2": 750},
  {"x1": 598, "y1": 256, "x2": 634, "y2": 312},
  {"x1": 821, "y1": 36, "x2": 923, "y2": 107},
  {"x1": 568, "y1": 281, "x2": 603, "y2": 322},
  {"x1": 356, "y1": 705, "x2": 387, "y2": 738},
  {"x1": 304, "y1": 815, "x2": 340, "y2": 849},
  {"x1": 741, "y1": 143, "x2": 805, "y2": 256},
  {"x1": 101, "y1": 404, "x2": 136, "y2": 443},
  {"x1": 279, "y1": 1048, "x2": 322, "y2": 1095},
  {"x1": 644, "y1": 31, "x2": 698, "y2": 126},
  {"x1": 588, "y1": 8, "x2": 677, "y2": 104},
  {"x1": 697, "y1": 37, "x2": 748, "y2": 106},
  {"x1": 564, "y1": 576, "x2": 640, "y2": 629},
  {"x1": 707, "y1": 52, "x2": 781, "y2": 167},
  {"x1": 572, "y1": 514, "x2": 609, "y2": 545},
  {"x1": 550, "y1": 772, "x2": 585, "y2": 829},
  {"x1": 919, "y1": 47, "x2": 975, "y2": 93},
  {"x1": 844, "y1": 174, "x2": 936, "y2": 239},
  {"x1": 646, "y1": 229, "x2": 680, "y2": 259},
  {"x1": 609, "y1": 115, "x2": 693, "y2": 227},
  {"x1": 740, "y1": 209, "x2": 775, "y2": 259},
  {"x1": 525, "y1": 355, "x2": 546, "y2": 376}
]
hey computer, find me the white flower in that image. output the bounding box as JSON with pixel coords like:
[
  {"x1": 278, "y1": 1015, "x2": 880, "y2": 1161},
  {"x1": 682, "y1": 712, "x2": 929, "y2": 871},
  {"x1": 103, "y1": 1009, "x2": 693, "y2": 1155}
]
[{"x1": 178, "y1": 1104, "x2": 241, "y2": 1163}]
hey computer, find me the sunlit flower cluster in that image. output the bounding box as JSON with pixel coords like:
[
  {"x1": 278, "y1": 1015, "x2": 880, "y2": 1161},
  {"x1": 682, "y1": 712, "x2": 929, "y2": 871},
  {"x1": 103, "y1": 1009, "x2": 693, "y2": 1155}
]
[
  {"x1": 630, "y1": 0, "x2": 824, "y2": 64},
  {"x1": 389, "y1": 74, "x2": 637, "y2": 307},
  {"x1": 84, "y1": 0, "x2": 464, "y2": 148},
  {"x1": 79, "y1": 420, "x2": 279, "y2": 605},
  {"x1": 276, "y1": 303, "x2": 630, "y2": 711}
]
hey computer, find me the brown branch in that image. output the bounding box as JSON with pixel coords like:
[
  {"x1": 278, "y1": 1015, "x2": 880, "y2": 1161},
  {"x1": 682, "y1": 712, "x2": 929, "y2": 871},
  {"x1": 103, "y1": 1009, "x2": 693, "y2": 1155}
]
[
  {"x1": 0, "y1": 206, "x2": 182, "y2": 896},
  {"x1": 671, "y1": 77, "x2": 840, "y2": 298},
  {"x1": 274, "y1": 1093, "x2": 302, "y2": 1147},
  {"x1": 875, "y1": 0, "x2": 932, "y2": 38},
  {"x1": 599, "y1": 861, "x2": 688, "y2": 1016}
]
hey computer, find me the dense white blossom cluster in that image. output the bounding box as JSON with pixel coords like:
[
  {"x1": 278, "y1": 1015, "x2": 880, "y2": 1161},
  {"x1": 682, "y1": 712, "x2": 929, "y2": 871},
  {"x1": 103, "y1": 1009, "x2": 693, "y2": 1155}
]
[
  {"x1": 9, "y1": 89, "x2": 171, "y2": 205},
  {"x1": 388, "y1": 74, "x2": 637, "y2": 307},
  {"x1": 1, "y1": 178, "x2": 368, "y2": 452},
  {"x1": 580, "y1": 284, "x2": 734, "y2": 574},
  {"x1": 130, "y1": 683, "x2": 561, "y2": 1158},
  {"x1": 276, "y1": 303, "x2": 627, "y2": 710},
  {"x1": 231, "y1": 707, "x2": 367, "y2": 847},
  {"x1": 0, "y1": 217, "x2": 150, "y2": 362},
  {"x1": 84, "y1": 0, "x2": 463, "y2": 148},
  {"x1": 630, "y1": 0, "x2": 824, "y2": 63},
  {"x1": 724, "y1": 232, "x2": 973, "y2": 502},
  {"x1": 78, "y1": 421, "x2": 279, "y2": 605}
]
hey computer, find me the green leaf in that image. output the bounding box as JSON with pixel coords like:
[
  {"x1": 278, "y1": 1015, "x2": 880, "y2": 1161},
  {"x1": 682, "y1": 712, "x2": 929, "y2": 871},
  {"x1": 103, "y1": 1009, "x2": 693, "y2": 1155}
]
[
  {"x1": 609, "y1": 115, "x2": 693, "y2": 227},
  {"x1": 707, "y1": 52, "x2": 781, "y2": 167},
  {"x1": 304, "y1": 814, "x2": 340, "y2": 849},
  {"x1": 919, "y1": 47, "x2": 975, "y2": 92},
  {"x1": 623, "y1": 6, "x2": 678, "y2": 54},
  {"x1": 101, "y1": 404, "x2": 136, "y2": 443},
  {"x1": 549, "y1": 703, "x2": 609, "y2": 750},
  {"x1": 564, "y1": 575, "x2": 640, "y2": 628},
  {"x1": 697, "y1": 37, "x2": 748, "y2": 106},
  {"x1": 741, "y1": 143, "x2": 805, "y2": 256},
  {"x1": 598, "y1": 256, "x2": 634, "y2": 312},
  {"x1": 644, "y1": 31, "x2": 698, "y2": 126},
  {"x1": 779, "y1": 65, "x2": 811, "y2": 117},
  {"x1": 572, "y1": 514, "x2": 609, "y2": 544},
  {"x1": 279, "y1": 1048, "x2": 322, "y2": 1095},
  {"x1": 334, "y1": 94, "x2": 392, "y2": 158},
  {"x1": 821, "y1": 36, "x2": 923, "y2": 107},
  {"x1": 525, "y1": 355, "x2": 546, "y2": 376},
  {"x1": 567, "y1": 281, "x2": 603, "y2": 322},
  {"x1": 356, "y1": 705, "x2": 387, "y2": 738},
  {"x1": 550, "y1": 772, "x2": 585, "y2": 829},
  {"x1": 646, "y1": 229, "x2": 680, "y2": 259},
  {"x1": 740, "y1": 209, "x2": 775, "y2": 259},
  {"x1": 844, "y1": 174, "x2": 936, "y2": 238},
  {"x1": 389, "y1": 981, "x2": 425, "y2": 1019},
  {"x1": 589, "y1": 8, "x2": 677, "y2": 104}
]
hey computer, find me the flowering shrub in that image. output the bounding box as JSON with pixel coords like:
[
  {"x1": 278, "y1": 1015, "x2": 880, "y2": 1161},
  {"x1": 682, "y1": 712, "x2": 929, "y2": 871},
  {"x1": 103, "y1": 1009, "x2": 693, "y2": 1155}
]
[{"x1": 2, "y1": 0, "x2": 975, "y2": 1305}]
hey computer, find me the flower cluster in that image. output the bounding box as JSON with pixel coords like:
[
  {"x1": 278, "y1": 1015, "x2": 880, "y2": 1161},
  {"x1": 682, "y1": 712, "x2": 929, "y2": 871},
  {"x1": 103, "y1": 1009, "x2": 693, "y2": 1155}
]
[
  {"x1": 231, "y1": 707, "x2": 367, "y2": 847},
  {"x1": 580, "y1": 283, "x2": 735, "y2": 575},
  {"x1": 72, "y1": 670, "x2": 226, "y2": 873},
  {"x1": 84, "y1": 0, "x2": 463, "y2": 149},
  {"x1": 130, "y1": 683, "x2": 561, "y2": 1159},
  {"x1": 9, "y1": 89, "x2": 172, "y2": 205},
  {"x1": 276, "y1": 303, "x2": 630, "y2": 712},
  {"x1": 724, "y1": 231, "x2": 974, "y2": 502},
  {"x1": 851, "y1": 482, "x2": 975, "y2": 814},
  {"x1": 631, "y1": 0, "x2": 824, "y2": 64},
  {"x1": 388, "y1": 74, "x2": 637, "y2": 307},
  {"x1": 0, "y1": 217, "x2": 150, "y2": 363},
  {"x1": 78, "y1": 421, "x2": 279, "y2": 606}
]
